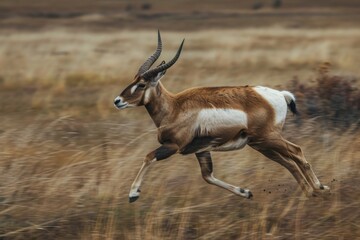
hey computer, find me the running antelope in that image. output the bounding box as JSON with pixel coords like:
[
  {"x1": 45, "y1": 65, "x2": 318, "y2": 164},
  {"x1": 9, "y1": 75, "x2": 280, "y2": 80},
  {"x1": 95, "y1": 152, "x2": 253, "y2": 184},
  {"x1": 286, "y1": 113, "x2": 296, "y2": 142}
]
[{"x1": 114, "y1": 31, "x2": 329, "y2": 203}]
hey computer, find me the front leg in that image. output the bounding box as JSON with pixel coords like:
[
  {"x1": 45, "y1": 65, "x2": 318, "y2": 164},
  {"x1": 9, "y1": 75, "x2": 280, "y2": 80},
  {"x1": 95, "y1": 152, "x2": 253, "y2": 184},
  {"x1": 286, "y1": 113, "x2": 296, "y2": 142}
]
[{"x1": 129, "y1": 143, "x2": 178, "y2": 203}]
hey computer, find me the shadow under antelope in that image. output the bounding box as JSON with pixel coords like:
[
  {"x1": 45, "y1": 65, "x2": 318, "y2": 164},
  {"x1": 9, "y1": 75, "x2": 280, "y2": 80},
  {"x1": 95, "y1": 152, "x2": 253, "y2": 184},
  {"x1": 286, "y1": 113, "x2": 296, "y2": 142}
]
[{"x1": 114, "y1": 31, "x2": 330, "y2": 203}]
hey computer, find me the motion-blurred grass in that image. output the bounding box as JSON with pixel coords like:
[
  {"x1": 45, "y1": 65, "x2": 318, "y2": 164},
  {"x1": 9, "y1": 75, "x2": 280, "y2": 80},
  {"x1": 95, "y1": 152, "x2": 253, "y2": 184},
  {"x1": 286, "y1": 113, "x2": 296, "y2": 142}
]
[{"x1": 0, "y1": 20, "x2": 360, "y2": 240}]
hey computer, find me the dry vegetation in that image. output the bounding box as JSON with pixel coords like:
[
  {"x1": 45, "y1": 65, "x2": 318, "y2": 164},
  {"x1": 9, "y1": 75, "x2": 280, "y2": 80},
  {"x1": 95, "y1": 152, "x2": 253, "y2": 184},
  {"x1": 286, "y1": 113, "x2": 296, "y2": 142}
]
[{"x1": 1, "y1": 1, "x2": 360, "y2": 239}]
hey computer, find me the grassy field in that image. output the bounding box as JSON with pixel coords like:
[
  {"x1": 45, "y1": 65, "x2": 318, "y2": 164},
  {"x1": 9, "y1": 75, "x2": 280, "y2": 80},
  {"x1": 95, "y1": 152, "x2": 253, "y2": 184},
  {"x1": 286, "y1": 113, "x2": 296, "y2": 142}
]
[{"x1": 1, "y1": 1, "x2": 360, "y2": 239}]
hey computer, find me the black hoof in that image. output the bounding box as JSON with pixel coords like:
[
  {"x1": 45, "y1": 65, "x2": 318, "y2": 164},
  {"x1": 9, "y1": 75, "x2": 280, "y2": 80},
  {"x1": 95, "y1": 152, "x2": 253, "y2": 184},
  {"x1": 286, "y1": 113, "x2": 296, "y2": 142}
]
[
  {"x1": 129, "y1": 196, "x2": 139, "y2": 203},
  {"x1": 248, "y1": 191, "x2": 253, "y2": 199}
]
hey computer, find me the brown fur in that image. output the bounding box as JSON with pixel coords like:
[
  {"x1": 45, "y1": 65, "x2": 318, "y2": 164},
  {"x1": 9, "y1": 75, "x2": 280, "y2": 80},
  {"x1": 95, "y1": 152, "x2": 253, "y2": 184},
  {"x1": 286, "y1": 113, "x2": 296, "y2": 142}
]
[{"x1": 144, "y1": 83, "x2": 276, "y2": 147}]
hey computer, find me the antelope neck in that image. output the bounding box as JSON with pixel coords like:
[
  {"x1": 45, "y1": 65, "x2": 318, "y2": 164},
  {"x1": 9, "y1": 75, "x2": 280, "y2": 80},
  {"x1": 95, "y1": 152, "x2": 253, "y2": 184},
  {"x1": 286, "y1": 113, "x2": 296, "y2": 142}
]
[{"x1": 145, "y1": 82, "x2": 175, "y2": 128}]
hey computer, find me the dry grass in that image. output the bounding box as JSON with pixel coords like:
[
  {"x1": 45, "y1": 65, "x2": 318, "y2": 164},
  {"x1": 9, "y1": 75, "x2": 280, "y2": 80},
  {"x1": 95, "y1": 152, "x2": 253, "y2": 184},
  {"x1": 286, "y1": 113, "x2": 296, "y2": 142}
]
[
  {"x1": 0, "y1": 117, "x2": 359, "y2": 239},
  {"x1": 0, "y1": 27, "x2": 360, "y2": 239},
  {"x1": 1, "y1": 28, "x2": 360, "y2": 90}
]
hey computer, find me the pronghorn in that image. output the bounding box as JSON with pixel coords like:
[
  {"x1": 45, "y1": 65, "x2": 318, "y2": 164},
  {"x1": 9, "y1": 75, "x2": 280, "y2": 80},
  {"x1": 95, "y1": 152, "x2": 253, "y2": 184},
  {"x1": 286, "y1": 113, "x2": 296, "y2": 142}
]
[{"x1": 114, "y1": 31, "x2": 329, "y2": 203}]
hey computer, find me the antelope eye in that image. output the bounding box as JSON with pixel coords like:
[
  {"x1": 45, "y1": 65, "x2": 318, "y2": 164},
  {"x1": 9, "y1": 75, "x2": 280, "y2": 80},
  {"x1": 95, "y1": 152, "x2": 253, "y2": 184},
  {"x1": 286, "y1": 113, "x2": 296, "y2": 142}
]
[{"x1": 137, "y1": 83, "x2": 146, "y2": 89}]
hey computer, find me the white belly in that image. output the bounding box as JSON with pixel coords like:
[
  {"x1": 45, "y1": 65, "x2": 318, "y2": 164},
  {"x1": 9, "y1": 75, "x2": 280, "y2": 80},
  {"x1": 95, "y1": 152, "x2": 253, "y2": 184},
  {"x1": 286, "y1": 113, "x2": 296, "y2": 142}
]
[{"x1": 213, "y1": 136, "x2": 248, "y2": 151}]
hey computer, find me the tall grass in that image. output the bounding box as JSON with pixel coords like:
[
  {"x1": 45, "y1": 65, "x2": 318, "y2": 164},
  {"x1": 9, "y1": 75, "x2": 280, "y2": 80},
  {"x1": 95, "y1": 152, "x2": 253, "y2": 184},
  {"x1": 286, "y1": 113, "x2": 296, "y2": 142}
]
[{"x1": 0, "y1": 116, "x2": 359, "y2": 239}]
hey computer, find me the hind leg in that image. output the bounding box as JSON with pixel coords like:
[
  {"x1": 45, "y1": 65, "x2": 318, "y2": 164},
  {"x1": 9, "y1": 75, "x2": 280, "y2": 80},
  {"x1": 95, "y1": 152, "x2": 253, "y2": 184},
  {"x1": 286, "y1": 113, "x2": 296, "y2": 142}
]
[
  {"x1": 251, "y1": 145, "x2": 314, "y2": 195},
  {"x1": 249, "y1": 134, "x2": 313, "y2": 195},
  {"x1": 280, "y1": 137, "x2": 329, "y2": 191},
  {"x1": 249, "y1": 132, "x2": 329, "y2": 195},
  {"x1": 195, "y1": 151, "x2": 253, "y2": 199}
]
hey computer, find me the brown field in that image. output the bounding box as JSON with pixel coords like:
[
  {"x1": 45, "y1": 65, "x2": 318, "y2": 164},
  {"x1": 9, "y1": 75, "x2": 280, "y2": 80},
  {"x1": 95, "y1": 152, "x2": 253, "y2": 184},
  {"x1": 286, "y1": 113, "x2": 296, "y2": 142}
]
[{"x1": 0, "y1": 1, "x2": 360, "y2": 239}]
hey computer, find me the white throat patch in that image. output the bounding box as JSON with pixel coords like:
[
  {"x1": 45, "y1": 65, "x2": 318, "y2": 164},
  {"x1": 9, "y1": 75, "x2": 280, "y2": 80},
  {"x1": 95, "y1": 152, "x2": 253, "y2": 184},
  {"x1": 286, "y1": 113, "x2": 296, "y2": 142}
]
[{"x1": 143, "y1": 88, "x2": 151, "y2": 104}]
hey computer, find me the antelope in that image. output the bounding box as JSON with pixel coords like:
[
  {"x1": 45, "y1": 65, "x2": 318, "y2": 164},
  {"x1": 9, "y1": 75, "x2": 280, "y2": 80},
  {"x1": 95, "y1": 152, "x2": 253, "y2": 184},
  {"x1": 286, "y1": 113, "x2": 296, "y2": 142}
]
[{"x1": 114, "y1": 31, "x2": 329, "y2": 203}]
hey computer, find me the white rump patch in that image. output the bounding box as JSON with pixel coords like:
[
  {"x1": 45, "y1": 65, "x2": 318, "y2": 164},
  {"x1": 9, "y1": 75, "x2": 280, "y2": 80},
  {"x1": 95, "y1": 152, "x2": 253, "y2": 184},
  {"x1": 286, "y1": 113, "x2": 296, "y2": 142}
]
[
  {"x1": 196, "y1": 109, "x2": 247, "y2": 135},
  {"x1": 254, "y1": 86, "x2": 288, "y2": 124}
]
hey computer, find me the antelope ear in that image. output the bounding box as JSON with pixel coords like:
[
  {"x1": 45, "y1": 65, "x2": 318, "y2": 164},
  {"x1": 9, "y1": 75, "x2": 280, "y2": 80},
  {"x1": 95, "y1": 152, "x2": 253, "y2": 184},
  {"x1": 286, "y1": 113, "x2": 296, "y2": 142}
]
[{"x1": 152, "y1": 61, "x2": 167, "y2": 83}]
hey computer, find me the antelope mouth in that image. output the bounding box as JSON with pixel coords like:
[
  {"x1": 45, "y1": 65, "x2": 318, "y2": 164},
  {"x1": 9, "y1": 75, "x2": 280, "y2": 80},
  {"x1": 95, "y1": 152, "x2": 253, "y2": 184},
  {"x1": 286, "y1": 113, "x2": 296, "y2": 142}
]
[{"x1": 114, "y1": 102, "x2": 128, "y2": 109}]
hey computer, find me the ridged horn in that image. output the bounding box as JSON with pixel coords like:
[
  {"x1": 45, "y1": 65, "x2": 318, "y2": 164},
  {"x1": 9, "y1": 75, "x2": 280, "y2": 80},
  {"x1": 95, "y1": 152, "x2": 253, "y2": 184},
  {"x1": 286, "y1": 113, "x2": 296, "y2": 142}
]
[
  {"x1": 141, "y1": 39, "x2": 184, "y2": 81},
  {"x1": 138, "y1": 30, "x2": 162, "y2": 74}
]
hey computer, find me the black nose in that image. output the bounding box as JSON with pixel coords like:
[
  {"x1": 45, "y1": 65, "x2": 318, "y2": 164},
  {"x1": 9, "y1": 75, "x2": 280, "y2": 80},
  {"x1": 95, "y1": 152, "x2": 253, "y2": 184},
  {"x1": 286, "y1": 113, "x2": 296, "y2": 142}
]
[{"x1": 114, "y1": 98, "x2": 121, "y2": 105}]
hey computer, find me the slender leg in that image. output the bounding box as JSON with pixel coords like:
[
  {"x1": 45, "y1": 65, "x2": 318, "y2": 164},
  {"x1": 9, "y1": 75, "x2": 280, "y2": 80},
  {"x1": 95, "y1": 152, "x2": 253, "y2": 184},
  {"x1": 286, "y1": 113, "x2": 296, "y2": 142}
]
[
  {"x1": 195, "y1": 151, "x2": 253, "y2": 199},
  {"x1": 250, "y1": 144, "x2": 313, "y2": 194},
  {"x1": 281, "y1": 138, "x2": 330, "y2": 191},
  {"x1": 249, "y1": 132, "x2": 329, "y2": 196},
  {"x1": 129, "y1": 144, "x2": 178, "y2": 203}
]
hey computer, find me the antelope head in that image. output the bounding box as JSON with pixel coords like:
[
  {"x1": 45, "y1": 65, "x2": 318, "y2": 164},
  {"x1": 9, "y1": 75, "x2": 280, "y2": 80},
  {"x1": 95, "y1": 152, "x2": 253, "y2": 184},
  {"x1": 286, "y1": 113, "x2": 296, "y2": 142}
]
[{"x1": 114, "y1": 30, "x2": 184, "y2": 109}]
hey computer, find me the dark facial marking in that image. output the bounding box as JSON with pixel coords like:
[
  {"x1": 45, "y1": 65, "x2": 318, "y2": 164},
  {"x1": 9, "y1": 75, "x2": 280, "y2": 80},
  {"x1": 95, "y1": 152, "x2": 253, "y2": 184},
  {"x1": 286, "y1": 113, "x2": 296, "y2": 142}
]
[{"x1": 137, "y1": 83, "x2": 146, "y2": 90}]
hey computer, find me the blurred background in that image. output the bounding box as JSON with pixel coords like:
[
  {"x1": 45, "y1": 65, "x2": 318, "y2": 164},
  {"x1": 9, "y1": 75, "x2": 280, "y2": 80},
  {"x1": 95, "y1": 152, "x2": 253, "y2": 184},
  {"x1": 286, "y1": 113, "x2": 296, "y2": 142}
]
[{"x1": 0, "y1": 0, "x2": 359, "y2": 239}]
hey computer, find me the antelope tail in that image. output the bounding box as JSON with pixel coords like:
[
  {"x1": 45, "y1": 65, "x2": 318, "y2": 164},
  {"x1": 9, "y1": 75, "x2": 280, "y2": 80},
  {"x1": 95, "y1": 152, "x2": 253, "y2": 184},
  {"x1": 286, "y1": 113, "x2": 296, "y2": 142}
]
[{"x1": 281, "y1": 91, "x2": 298, "y2": 115}]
